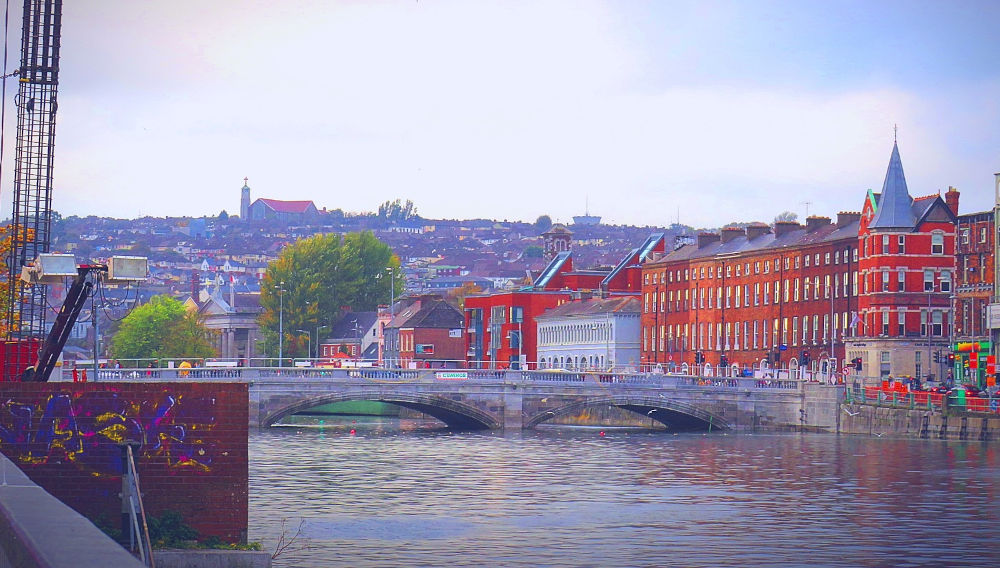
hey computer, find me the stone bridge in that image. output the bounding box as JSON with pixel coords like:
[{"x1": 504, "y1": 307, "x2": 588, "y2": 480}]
[
  {"x1": 242, "y1": 368, "x2": 832, "y2": 432},
  {"x1": 68, "y1": 367, "x2": 842, "y2": 431}
]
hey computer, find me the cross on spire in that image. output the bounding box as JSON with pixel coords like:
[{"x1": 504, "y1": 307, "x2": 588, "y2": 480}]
[{"x1": 893, "y1": 124, "x2": 897, "y2": 143}]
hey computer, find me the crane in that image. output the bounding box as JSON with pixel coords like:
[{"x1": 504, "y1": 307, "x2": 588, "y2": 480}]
[{"x1": 1, "y1": 0, "x2": 62, "y2": 380}]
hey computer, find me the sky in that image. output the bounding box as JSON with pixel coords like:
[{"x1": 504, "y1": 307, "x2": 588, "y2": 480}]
[{"x1": 0, "y1": 0, "x2": 998, "y2": 228}]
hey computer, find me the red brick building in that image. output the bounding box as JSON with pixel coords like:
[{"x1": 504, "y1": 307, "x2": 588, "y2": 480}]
[
  {"x1": 851, "y1": 142, "x2": 957, "y2": 379},
  {"x1": 955, "y1": 208, "x2": 994, "y2": 341},
  {"x1": 642, "y1": 215, "x2": 859, "y2": 372},
  {"x1": 383, "y1": 296, "x2": 465, "y2": 368},
  {"x1": 465, "y1": 234, "x2": 666, "y2": 368},
  {"x1": 641, "y1": 141, "x2": 962, "y2": 380}
]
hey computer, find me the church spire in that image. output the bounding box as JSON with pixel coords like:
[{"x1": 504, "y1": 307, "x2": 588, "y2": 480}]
[{"x1": 868, "y1": 140, "x2": 916, "y2": 230}]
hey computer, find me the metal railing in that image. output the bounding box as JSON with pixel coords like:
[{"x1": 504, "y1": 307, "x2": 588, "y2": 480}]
[
  {"x1": 121, "y1": 442, "x2": 154, "y2": 567},
  {"x1": 846, "y1": 382, "x2": 1000, "y2": 415}
]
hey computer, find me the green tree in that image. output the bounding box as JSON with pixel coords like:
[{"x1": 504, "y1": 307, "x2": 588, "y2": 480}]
[
  {"x1": 259, "y1": 231, "x2": 401, "y2": 359},
  {"x1": 773, "y1": 211, "x2": 798, "y2": 223},
  {"x1": 534, "y1": 215, "x2": 552, "y2": 232},
  {"x1": 524, "y1": 245, "x2": 544, "y2": 258},
  {"x1": 111, "y1": 295, "x2": 216, "y2": 360}
]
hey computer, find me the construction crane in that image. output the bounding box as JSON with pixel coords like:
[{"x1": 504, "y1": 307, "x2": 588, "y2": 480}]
[{"x1": 1, "y1": 0, "x2": 62, "y2": 380}]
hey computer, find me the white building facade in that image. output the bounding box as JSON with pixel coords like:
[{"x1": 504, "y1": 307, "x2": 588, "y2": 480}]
[{"x1": 536, "y1": 296, "x2": 641, "y2": 371}]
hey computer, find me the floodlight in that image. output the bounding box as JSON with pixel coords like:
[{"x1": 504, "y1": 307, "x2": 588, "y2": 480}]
[
  {"x1": 108, "y1": 256, "x2": 148, "y2": 282},
  {"x1": 21, "y1": 254, "x2": 78, "y2": 284}
]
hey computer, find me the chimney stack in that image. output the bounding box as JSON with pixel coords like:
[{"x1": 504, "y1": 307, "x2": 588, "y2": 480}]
[
  {"x1": 805, "y1": 216, "x2": 831, "y2": 233},
  {"x1": 836, "y1": 211, "x2": 861, "y2": 227},
  {"x1": 697, "y1": 233, "x2": 720, "y2": 249},
  {"x1": 773, "y1": 221, "x2": 801, "y2": 238},
  {"x1": 944, "y1": 186, "x2": 960, "y2": 217},
  {"x1": 746, "y1": 224, "x2": 771, "y2": 240},
  {"x1": 720, "y1": 226, "x2": 745, "y2": 243}
]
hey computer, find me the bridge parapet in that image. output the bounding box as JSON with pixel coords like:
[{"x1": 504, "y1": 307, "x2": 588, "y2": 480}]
[{"x1": 56, "y1": 366, "x2": 823, "y2": 432}]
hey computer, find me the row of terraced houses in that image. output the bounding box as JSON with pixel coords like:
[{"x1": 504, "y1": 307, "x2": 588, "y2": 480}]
[{"x1": 463, "y1": 141, "x2": 997, "y2": 383}]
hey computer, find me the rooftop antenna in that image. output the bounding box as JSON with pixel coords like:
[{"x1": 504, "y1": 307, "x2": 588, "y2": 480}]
[{"x1": 801, "y1": 201, "x2": 812, "y2": 218}]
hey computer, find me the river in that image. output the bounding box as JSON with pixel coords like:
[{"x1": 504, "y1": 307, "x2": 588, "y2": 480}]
[{"x1": 249, "y1": 418, "x2": 1000, "y2": 567}]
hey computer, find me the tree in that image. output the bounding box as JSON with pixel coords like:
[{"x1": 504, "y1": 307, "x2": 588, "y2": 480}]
[
  {"x1": 110, "y1": 295, "x2": 216, "y2": 360},
  {"x1": 523, "y1": 245, "x2": 544, "y2": 258},
  {"x1": 218, "y1": 210, "x2": 229, "y2": 222},
  {"x1": 773, "y1": 211, "x2": 798, "y2": 223},
  {"x1": 259, "y1": 231, "x2": 401, "y2": 359},
  {"x1": 376, "y1": 199, "x2": 418, "y2": 223},
  {"x1": 445, "y1": 281, "x2": 483, "y2": 310},
  {"x1": 534, "y1": 215, "x2": 552, "y2": 232}
]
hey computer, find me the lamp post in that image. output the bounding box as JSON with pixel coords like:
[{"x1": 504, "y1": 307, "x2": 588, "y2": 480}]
[
  {"x1": 315, "y1": 325, "x2": 329, "y2": 359},
  {"x1": 296, "y1": 329, "x2": 311, "y2": 362},
  {"x1": 275, "y1": 282, "x2": 285, "y2": 367}
]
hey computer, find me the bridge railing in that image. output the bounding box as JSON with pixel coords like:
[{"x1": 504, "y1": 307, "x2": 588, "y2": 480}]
[{"x1": 54, "y1": 364, "x2": 801, "y2": 391}]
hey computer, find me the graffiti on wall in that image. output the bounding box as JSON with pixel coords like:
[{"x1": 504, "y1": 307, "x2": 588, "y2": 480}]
[{"x1": 0, "y1": 388, "x2": 218, "y2": 476}]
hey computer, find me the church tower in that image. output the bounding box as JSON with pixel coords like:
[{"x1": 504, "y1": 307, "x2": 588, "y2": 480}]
[{"x1": 240, "y1": 177, "x2": 251, "y2": 220}]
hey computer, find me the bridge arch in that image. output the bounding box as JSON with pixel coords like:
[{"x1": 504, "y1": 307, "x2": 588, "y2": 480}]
[
  {"x1": 261, "y1": 392, "x2": 500, "y2": 430},
  {"x1": 526, "y1": 395, "x2": 732, "y2": 431}
]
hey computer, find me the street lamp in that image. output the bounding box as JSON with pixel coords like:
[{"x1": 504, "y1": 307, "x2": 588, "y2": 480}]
[
  {"x1": 275, "y1": 282, "x2": 285, "y2": 367},
  {"x1": 315, "y1": 324, "x2": 329, "y2": 359},
  {"x1": 296, "y1": 329, "x2": 311, "y2": 362}
]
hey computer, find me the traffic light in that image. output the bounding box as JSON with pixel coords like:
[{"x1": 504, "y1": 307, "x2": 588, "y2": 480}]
[
  {"x1": 801, "y1": 351, "x2": 810, "y2": 366},
  {"x1": 933, "y1": 352, "x2": 940, "y2": 364},
  {"x1": 854, "y1": 357, "x2": 863, "y2": 372},
  {"x1": 948, "y1": 353, "x2": 956, "y2": 364},
  {"x1": 695, "y1": 351, "x2": 704, "y2": 365},
  {"x1": 720, "y1": 354, "x2": 729, "y2": 367}
]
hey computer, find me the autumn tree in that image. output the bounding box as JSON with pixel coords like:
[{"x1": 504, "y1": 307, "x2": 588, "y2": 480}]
[
  {"x1": 259, "y1": 231, "x2": 401, "y2": 359},
  {"x1": 110, "y1": 295, "x2": 216, "y2": 360},
  {"x1": 773, "y1": 211, "x2": 798, "y2": 223}
]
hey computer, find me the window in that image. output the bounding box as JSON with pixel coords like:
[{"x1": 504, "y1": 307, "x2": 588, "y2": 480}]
[
  {"x1": 825, "y1": 253, "x2": 831, "y2": 265},
  {"x1": 792, "y1": 317, "x2": 799, "y2": 346},
  {"x1": 764, "y1": 262, "x2": 769, "y2": 275},
  {"x1": 853, "y1": 247, "x2": 858, "y2": 262},
  {"x1": 764, "y1": 282, "x2": 770, "y2": 305},
  {"x1": 932, "y1": 311, "x2": 943, "y2": 336},
  {"x1": 920, "y1": 310, "x2": 927, "y2": 336},
  {"x1": 793, "y1": 278, "x2": 800, "y2": 302},
  {"x1": 804, "y1": 254, "x2": 810, "y2": 267},
  {"x1": 941, "y1": 271, "x2": 951, "y2": 293},
  {"x1": 961, "y1": 228, "x2": 970, "y2": 245},
  {"x1": 897, "y1": 235, "x2": 905, "y2": 254},
  {"x1": 784, "y1": 257, "x2": 790, "y2": 270},
  {"x1": 736, "y1": 264, "x2": 741, "y2": 277},
  {"x1": 754, "y1": 282, "x2": 760, "y2": 306},
  {"x1": 804, "y1": 278, "x2": 811, "y2": 299},
  {"x1": 795, "y1": 256, "x2": 801, "y2": 269},
  {"x1": 897, "y1": 269, "x2": 905, "y2": 292},
  {"x1": 726, "y1": 266, "x2": 732, "y2": 278},
  {"x1": 924, "y1": 270, "x2": 934, "y2": 292},
  {"x1": 882, "y1": 234, "x2": 890, "y2": 254},
  {"x1": 981, "y1": 227, "x2": 988, "y2": 243},
  {"x1": 898, "y1": 311, "x2": 905, "y2": 336},
  {"x1": 931, "y1": 232, "x2": 944, "y2": 255},
  {"x1": 511, "y1": 306, "x2": 524, "y2": 323},
  {"x1": 754, "y1": 262, "x2": 760, "y2": 275},
  {"x1": 882, "y1": 310, "x2": 889, "y2": 336},
  {"x1": 882, "y1": 270, "x2": 889, "y2": 292},
  {"x1": 814, "y1": 254, "x2": 820, "y2": 266}
]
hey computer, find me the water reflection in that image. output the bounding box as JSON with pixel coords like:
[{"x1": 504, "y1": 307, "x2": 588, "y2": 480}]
[{"x1": 250, "y1": 419, "x2": 1000, "y2": 567}]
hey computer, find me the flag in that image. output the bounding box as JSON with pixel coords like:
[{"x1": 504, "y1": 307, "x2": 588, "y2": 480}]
[{"x1": 849, "y1": 312, "x2": 859, "y2": 329}]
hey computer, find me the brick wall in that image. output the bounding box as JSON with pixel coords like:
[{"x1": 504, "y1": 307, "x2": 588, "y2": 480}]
[{"x1": 0, "y1": 382, "x2": 248, "y2": 543}]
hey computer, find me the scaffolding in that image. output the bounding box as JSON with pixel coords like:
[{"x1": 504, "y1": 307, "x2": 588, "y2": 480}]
[{"x1": 4, "y1": 0, "x2": 62, "y2": 377}]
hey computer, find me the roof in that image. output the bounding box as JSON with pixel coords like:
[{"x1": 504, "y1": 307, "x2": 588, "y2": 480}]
[
  {"x1": 653, "y1": 219, "x2": 859, "y2": 265},
  {"x1": 869, "y1": 142, "x2": 916, "y2": 230},
  {"x1": 329, "y1": 311, "x2": 378, "y2": 340},
  {"x1": 390, "y1": 297, "x2": 463, "y2": 329},
  {"x1": 536, "y1": 296, "x2": 640, "y2": 319},
  {"x1": 533, "y1": 251, "x2": 571, "y2": 289},
  {"x1": 253, "y1": 198, "x2": 316, "y2": 214}
]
